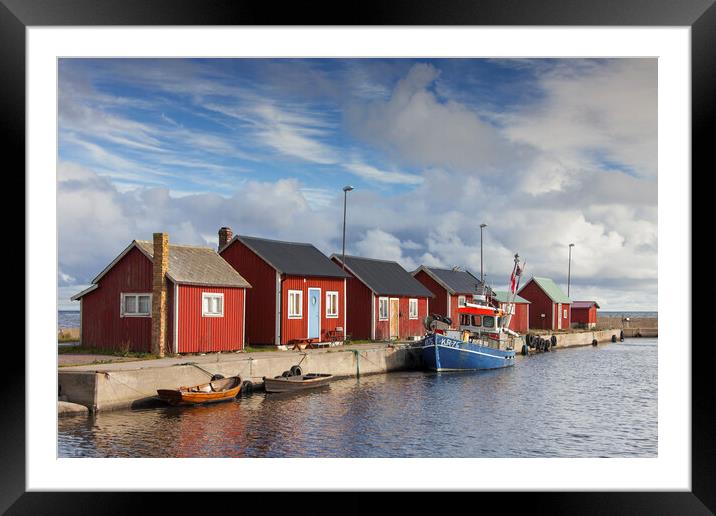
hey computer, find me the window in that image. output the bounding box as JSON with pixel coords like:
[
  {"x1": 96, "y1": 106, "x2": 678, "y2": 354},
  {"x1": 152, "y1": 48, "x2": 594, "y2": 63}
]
[
  {"x1": 458, "y1": 295, "x2": 466, "y2": 307},
  {"x1": 288, "y1": 290, "x2": 303, "y2": 319},
  {"x1": 326, "y1": 291, "x2": 339, "y2": 318},
  {"x1": 202, "y1": 293, "x2": 224, "y2": 317},
  {"x1": 378, "y1": 297, "x2": 389, "y2": 320},
  {"x1": 460, "y1": 314, "x2": 471, "y2": 326},
  {"x1": 471, "y1": 315, "x2": 482, "y2": 327},
  {"x1": 563, "y1": 309, "x2": 568, "y2": 318},
  {"x1": 482, "y1": 315, "x2": 495, "y2": 328},
  {"x1": 121, "y1": 293, "x2": 151, "y2": 317},
  {"x1": 409, "y1": 298, "x2": 418, "y2": 319}
]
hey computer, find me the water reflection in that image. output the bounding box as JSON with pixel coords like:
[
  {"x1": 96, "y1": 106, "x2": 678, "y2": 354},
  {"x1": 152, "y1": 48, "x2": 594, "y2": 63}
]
[{"x1": 59, "y1": 339, "x2": 657, "y2": 458}]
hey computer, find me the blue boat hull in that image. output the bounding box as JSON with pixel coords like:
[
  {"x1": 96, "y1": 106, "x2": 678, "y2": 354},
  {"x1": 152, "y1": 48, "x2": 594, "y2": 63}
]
[{"x1": 421, "y1": 334, "x2": 515, "y2": 371}]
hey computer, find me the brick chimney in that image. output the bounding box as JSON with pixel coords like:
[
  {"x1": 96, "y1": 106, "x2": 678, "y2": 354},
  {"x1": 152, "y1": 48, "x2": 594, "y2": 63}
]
[
  {"x1": 218, "y1": 226, "x2": 233, "y2": 251},
  {"x1": 151, "y1": 232, "x2": 169, "y2": 357}
]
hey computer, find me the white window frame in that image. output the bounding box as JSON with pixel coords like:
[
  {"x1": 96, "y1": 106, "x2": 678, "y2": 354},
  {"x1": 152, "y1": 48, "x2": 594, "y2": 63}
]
[
  {"x1": 326, "y1": 291, "x2": 339, "y2": 318},
  {"x1": 563, "y1": 309, "x2": 568, "y2": 319},
  {"x1": 457, "y1": 295, "x2": 466, "y2": 307},
  {"x1": 409, "y1": 298, "x2": 419, "y2": 319},
  {"x1": 202, "y1": 292, "x2": 224, "y2": 317},
  {"x1": 288, "y1": 290, "x2": 303, "y2": 319},
  {"x1": 120, "y1": 292, "x2": 152, "y2": 317},
  {"x1": 378, "y1": 297, "x2": 389, "y2": 321}
]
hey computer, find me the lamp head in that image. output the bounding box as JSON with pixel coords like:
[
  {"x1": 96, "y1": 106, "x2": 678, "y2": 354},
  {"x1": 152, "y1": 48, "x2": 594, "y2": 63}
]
[{"x1": 343, "y1": 185, "x2": 354, "y2": 192}]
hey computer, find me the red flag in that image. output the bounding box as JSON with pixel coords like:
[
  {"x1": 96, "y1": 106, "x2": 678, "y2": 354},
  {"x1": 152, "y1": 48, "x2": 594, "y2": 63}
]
[{"x1": 510, "y1": 266, "x2": 517, "y2": 293}]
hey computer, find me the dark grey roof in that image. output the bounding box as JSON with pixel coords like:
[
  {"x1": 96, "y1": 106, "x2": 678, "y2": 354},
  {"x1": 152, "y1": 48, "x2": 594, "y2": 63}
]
[
  {"x1": 333, "y1": 255, "x2": 434, "y2": 297},
  {"x1": 417, "y1": 266, "x2": 486, "y2": 295},
  {"x1": 135, "y1": 241, "x2": 251, "y2": 288},
  {"x1": 236, "y1": 235, "x2": 349, "y2": 278}
]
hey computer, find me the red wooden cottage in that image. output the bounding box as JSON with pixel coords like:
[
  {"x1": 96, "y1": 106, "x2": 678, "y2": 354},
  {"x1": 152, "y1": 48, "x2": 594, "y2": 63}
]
[
  {"x1": 571, "y1": 301, "x2": 600, "y2": 328},
  {"x1": 218, "y1": 229, "x2": 349, "y2": 346},
  {"x1": 517, "y1": 276, "x2": 572, "y2": 331},
  {"x1": 492, "y1": 291, "x2": 531, "y2": 334},
  {"x1": 412, "y1": 266, "x2": 489, "y2": 324},
  {"x1": 71, "y1": 233, "x2": 251, "y2": 355},
  {"x1": 331, "y1": 255, "x2": 434, "y2": 341}
]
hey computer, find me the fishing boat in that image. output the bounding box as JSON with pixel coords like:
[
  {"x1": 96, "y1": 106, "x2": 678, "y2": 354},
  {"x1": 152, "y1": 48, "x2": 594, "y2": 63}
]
[
  {"x1": 157, "y1": 375, "x2": 242, "y2": 405},
  {"x1": 263, "y1": 373, "x2": 333, "y2": 393},
  {"x1": 421, "y1": 254, "x2": 525, "y2": 371}
]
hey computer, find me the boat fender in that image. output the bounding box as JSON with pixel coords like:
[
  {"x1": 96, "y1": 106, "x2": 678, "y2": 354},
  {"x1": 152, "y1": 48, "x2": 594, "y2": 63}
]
[
  {"x1": 592, "y1": 339, "x2": 598, "y2": 346},
  {"x1": 211, "y1": 374, "x2": 225, "y2": 381},
  {"x1": 241, "y1": 380, "x2": 254, "y2": 396},
  {"x1": 290, "y1": 365, "x2": 303, "y2": 377},
  {"x1": 611, "y1": 334, "x2": 617, "y2": 343},
  {"x1": 282, "y1": 370, "x2": 291, "y2": 378},
  {"x1": 521, "y1": 344, "x2": 528, "y2": 356},
  {"x1": 619, "y1": 330, "x2": 624, "y2": 341},
  {"x1": 550, "y1": 335, "x2": 557, "y2": 347}
]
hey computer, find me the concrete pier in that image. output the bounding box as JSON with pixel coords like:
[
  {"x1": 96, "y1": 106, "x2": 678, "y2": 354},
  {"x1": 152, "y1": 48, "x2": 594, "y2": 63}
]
[
  {"x1": 552, "y1": 328, "x2": 624, "y2": 348},
  {"x1": 59, "y1": 343, "x2": 421, "y2": 413}
]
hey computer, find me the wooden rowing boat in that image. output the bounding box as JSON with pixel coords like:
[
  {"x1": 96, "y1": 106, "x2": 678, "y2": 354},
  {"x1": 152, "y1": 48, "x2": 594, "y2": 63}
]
[
  {"x1": 263, "y1": 373, "x2": 333, "y2": 393},
  {"x1": 157, "y1": 376, "x2": 242, "y2": 405}
]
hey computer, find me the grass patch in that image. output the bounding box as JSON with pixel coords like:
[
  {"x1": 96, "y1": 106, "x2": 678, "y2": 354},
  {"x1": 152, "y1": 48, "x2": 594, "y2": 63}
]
[
  {"x1": 58, "y1": 345, "x2": 160, "y2": 360},
  {"x1": 243, "y1": 346, "x2": 279, "y2": 353}
]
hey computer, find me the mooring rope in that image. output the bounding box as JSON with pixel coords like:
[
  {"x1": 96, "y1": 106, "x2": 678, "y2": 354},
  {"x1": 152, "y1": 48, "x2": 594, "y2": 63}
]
[
  {"x1": 100, "y1": 372, "x2": 154, "y2": 397},
  {"x1": 178, "y1": 362, "x2": 218, "y2": 378}
]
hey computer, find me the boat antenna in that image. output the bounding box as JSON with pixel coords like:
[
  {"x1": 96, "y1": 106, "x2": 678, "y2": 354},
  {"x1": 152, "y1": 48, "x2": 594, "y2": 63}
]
[{"x1": 503, "y1": 253, "x2": 525, "y2": 331}]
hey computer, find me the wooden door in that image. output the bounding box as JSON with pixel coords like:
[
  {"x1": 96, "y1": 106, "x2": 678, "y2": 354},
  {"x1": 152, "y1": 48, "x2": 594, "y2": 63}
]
[{"x1": 389, "y1": 298, "x2": 400, "y2": 338}]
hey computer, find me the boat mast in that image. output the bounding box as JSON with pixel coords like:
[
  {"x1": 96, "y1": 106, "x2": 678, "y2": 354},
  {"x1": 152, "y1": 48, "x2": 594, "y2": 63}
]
[{"x1": 502, "y1": 253, "x2": 525, "y2": 331}]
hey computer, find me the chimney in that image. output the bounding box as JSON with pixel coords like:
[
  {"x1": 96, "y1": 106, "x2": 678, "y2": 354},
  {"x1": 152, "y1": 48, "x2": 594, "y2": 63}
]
[
  {"x1": 151, "y1": 232, "x2": 169, "y2": 357},
  {"x1": 218, "y1": 226, "x2": 233, "y2": 251}
]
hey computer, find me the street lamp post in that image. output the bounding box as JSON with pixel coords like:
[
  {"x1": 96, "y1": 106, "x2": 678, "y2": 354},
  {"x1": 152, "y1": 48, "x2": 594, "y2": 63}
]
[
  {"x1": 341, "y1": 186, "x2": 354, "y2": 270},
  {"x1": 479, "y1": 223, "x2": 487, "y2": 285},
  {"x1": 567, "y1": 243, "x2": 575, "y2": 296}
]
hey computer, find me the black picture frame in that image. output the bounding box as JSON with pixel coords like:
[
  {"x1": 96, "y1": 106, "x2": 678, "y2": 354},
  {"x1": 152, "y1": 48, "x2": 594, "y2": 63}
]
[{"x1": 3, "y1": 0, "x2": 708, "y2": 513}]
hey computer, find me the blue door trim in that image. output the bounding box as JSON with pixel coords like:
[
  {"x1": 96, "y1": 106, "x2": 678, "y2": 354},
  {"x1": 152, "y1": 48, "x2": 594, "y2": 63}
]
[{"x1": 308, "y1": 288, "x2": 321, "y2": 339}]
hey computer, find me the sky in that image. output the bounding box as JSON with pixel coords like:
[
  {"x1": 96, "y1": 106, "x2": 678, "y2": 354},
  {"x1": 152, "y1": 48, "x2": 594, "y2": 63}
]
[{"x1": 57, "y1": 58, "x2": 657, "y2": 311}]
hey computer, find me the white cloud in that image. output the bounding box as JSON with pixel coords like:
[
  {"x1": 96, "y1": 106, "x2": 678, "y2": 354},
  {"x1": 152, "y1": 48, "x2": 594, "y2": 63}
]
[
  {"x1": 502, "y1": 59, "x2": 657, "y2": 179},
  {"x1": 345, "y1": 63, "x2": 530, "y2": 175},
  {"x1": 353, "y1": 229, "x2": 419, "y2": 271},
  {"x1": 344, "y1": 162, "x2": 423, "y2": 185}
]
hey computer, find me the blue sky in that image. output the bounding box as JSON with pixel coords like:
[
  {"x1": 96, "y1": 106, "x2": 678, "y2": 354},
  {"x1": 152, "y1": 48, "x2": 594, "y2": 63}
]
[{"x1": 58, "y1": 58, "x2": 657, "y2": 310}]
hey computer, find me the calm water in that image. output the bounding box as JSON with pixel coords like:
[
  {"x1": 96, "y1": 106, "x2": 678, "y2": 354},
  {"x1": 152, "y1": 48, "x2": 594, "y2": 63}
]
[
  {"x1": 58, "y1": 338, "x2": 657, "y2": 458},
  {"x1": 58, "y1": 310, "x2": 80, "y2": 329}
]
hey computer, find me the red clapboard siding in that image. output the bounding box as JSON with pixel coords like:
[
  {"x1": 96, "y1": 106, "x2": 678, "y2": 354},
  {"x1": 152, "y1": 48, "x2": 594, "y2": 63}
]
[
  {"x1": 499, "y1": 302, "x2": 530, "y2": 333},
  {"x1": 280, "y1": 276, "x2": 345, "y2": 345},
  {"x1": 220, "y1": 239, "x2": 277, "y2": 345},
  {"x1": 343, "y1": 275, "x2": 373, "y2": 340},
  {"x1": 374, "y1": 295, "x2": 389, "y2": 340},
  {"x1": 374, "y1": 295, "x2": 428, "y2": 340},
  {"x1": 80, "y1": 246, "x2": 153, "y2": 352},
  {"x1": 572, "y1": 305, "x2": 597, "y2": 325},
  {"x1": 519, "y1": 280, "x2": 554, "y2": 330},
  {"x1": 398, "y1": 296, "x2": 428, "y2": 339},
  {"x1": 413, "y1": 270, "x2": 448, "y2": 317},
  {"x1": 177, "y1": 285, "x2": 245, "y2": 353}
]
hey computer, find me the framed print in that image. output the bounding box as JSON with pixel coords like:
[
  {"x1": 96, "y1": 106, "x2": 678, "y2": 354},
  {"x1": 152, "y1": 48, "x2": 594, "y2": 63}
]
[{"x1": 4, "y1": 0, "x2": 710, "y2": 513}]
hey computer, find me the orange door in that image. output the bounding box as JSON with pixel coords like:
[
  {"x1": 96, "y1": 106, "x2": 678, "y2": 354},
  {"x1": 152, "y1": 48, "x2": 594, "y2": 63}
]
[{"x1": 390, "y1": 298, "x2": 400, "y2": 338}]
